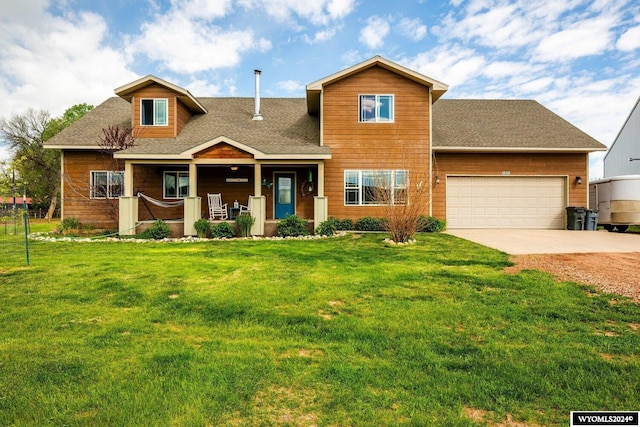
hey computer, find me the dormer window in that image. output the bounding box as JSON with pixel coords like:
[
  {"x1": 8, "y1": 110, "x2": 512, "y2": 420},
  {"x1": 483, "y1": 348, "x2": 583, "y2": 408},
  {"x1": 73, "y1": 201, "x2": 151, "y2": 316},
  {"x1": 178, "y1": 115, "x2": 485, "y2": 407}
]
[
  {"x1": 359, "y1": 94, "x2": 394, "y2": 123},
  {"x1": 141, "y1": 99, "x2": 168, "y2": 126}
]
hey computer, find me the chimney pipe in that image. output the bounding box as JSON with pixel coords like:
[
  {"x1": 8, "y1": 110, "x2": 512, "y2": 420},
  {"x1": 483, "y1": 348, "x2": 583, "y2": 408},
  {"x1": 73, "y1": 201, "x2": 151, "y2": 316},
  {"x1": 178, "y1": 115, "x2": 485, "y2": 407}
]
[{"x1": 253, "y1": 69, "x2": 263, "y2": 121}]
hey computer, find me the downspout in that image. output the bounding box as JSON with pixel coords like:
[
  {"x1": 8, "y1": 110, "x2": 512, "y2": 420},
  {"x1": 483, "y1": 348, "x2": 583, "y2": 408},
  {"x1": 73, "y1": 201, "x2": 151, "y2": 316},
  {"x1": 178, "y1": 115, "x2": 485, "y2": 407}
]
[{"x1": 428, "y1": 88, "x2": 433, "y2": 217}]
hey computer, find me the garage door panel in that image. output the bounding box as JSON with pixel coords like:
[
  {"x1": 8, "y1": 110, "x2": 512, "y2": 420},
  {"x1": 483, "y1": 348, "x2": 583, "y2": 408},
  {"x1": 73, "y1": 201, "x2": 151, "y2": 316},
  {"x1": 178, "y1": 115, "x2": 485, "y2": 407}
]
[{"x1": 447, "y1": 176, "x2": 566, "y2": 229}]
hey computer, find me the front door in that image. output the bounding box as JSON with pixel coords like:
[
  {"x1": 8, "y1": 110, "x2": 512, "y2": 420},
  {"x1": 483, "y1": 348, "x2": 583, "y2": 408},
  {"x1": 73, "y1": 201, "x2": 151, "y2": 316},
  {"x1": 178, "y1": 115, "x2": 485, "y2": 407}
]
[{"x1": 274, "y1": 173, "x2": 295, "y2": 219}]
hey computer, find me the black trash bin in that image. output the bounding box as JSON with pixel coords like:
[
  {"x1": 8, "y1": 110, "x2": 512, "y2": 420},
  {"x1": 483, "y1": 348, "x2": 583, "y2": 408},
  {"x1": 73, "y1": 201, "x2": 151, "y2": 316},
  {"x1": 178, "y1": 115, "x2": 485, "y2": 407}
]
[
  {"x1": 566, "y1": 207, "x2": 586, "y2": 230},
  {"x1": 584, "y1": 210, "x2": 599, "y2": 231}
]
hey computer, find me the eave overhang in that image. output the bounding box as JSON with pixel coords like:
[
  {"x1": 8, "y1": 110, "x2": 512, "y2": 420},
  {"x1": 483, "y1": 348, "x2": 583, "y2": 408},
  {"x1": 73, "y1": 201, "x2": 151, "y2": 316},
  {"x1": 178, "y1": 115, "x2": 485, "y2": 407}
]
[
  {"x1": 114, "y1": 75, "x2": 207, "y2": 114},
  {"x1": 433, "y1": 146, "x2": 608, "y2": 153},
  {"x1": 306, "y1": 55, "x2": 449, "y2": 115}
]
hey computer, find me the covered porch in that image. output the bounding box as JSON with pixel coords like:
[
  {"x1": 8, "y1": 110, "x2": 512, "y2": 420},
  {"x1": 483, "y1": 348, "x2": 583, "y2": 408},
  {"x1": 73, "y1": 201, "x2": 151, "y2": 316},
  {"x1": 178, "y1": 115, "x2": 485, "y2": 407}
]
[{"x1": 118, "y1": 159, "x2": 328, "y2": 237}]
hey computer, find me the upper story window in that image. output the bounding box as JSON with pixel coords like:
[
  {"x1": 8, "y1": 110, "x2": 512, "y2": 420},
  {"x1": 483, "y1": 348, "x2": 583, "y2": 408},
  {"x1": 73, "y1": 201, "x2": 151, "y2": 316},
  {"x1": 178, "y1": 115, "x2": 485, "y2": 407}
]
[
  {"x1": 359, "y1": 94, "x2": 394, "y2": 123},
  {"x1": 141, "y1": 99, "x2": 168, "y2": 126}
]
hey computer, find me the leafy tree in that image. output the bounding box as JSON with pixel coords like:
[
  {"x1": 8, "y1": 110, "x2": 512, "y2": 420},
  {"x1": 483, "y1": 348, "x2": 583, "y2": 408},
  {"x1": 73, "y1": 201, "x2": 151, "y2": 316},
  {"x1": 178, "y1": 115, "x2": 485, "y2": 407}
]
[{"x1": 0, "y1": 104, "x2": 93, "y2": 219}]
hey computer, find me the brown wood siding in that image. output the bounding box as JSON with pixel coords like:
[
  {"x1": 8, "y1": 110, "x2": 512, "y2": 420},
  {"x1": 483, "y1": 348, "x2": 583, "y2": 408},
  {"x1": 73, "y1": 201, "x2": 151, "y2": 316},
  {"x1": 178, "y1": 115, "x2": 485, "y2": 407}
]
[
  {"x1": 198, "y1": 165, "x2": 254, "y2": 218},
  {"x1": 134, "y1": 165, "x2": 187, "y2": 221},
  {"x1": 176, "y1": 100, "x2": 192, "y2": 135},
  {"x1": 432, "y1": 152, "x2": 588, "y2": 219},
  {"x1": 62, "y1": 150, "x2": 123, "y2": 229},
  {"x1": 194, "y1": 143, "x2": 254, "y2": 159},
  {"x1": 322, "y1": 65, "x2": 431, "y2": 219},
  {"x1": 131, "y1": 83, "x2": 177, "y2": 138}
]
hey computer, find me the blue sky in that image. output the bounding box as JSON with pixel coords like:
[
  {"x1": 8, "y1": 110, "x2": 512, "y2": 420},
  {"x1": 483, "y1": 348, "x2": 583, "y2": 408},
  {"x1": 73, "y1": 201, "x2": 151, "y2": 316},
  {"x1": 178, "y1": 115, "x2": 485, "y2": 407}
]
[{"x1": 1, "y1": 0, "x2": 640, "y2": 177}]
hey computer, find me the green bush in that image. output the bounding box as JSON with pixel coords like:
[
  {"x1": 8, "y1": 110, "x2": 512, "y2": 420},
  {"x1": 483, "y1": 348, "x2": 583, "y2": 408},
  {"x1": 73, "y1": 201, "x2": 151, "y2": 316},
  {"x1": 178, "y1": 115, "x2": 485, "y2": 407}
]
[
  {"x1": 332, "y1": 217, "x2": 354, "y2": 231},
  {"x1": 355, "y1": 216, "x2": 387, "y2": 232},
  {"x1": 211, "y1": 221, "x2": 236, "y2": 239},
  {"x1": 277, "y1": 214, "x2": 308, "y2": 237},
  {"x1": 193, "y1": 218, "x2": 210, "y2": 238},
  {"x1": 60, "y1": 217, "x2": 81, "y2": 235},
  {"x1": 236, "y1": 213, "x2": 255, "y2": 237},
  {"x1": 147, "y1": 219, "x2": 171, "y2": 240},
  {"x1": 417, "y1": 215, "x2": 446, "y2": 233},
  {"x1": 315, "y1": 218, "x2": 337, "y2": 236}
]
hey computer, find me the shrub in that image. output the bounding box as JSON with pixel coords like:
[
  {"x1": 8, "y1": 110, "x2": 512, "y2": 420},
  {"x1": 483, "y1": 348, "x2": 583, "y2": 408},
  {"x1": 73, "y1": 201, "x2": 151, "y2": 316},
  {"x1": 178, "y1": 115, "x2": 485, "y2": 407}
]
[
  {"x1": 147, "y1": 219, "x2": 170, "y2": 240},
  {"x1": 418, "y1": 215, "x2": 446, "y2": 233},
  {"x1": 277, "y1": 214, "x2": 308, "y2": 237},
  {"x1": 211, "y1": 221, "x2": 236, "y2": 239},
  {"x1": 193, "y1": 218, "x2": 210, "y2": 238},
  {"x1": 315, "y1": 218, "x2": 337, "y2": 236},
  {"x1": 355, "y1": 216, "x2": 387, "y2": 232},
  {"x1": 236, "y1": 213, "x2": 255, "y2": 237},
  {"x1": 333, "y1": 217, "x2": 354, "y2": 231},
  {"x1": 60, "y1": 217, "x2": 81, "y2": 235}
]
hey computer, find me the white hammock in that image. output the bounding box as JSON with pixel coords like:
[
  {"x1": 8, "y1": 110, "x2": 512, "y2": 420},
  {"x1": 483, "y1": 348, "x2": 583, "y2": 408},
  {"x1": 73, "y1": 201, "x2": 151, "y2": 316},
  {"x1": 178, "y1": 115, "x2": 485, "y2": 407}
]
[{"x1": 137, "y1": 192, "x2": 185, "y2": 208}]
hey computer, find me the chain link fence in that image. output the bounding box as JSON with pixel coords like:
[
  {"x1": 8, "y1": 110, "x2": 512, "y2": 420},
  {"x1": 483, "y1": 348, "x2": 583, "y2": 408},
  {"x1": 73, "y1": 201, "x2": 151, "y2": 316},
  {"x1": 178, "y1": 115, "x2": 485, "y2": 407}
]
[{"x1": 1, "y1": 211, "x2": 31, "y2": 267}]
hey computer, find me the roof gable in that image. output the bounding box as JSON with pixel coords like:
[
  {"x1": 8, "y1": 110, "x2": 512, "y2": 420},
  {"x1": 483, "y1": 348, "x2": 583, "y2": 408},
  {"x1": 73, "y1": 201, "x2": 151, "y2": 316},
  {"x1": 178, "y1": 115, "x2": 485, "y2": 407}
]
[
  {"x1": 306, "y1": 55, "x2": 448, "y2": 114},
  {"x1": 115, "y1": 75, "x2": 207, "y2": 114}
]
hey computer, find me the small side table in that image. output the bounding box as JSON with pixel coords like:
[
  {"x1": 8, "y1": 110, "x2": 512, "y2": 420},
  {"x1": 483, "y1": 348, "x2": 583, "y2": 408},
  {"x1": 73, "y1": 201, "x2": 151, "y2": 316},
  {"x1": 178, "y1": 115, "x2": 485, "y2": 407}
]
[{"x1": 229, "y1": 207, "x2": 241, "y2": 220}]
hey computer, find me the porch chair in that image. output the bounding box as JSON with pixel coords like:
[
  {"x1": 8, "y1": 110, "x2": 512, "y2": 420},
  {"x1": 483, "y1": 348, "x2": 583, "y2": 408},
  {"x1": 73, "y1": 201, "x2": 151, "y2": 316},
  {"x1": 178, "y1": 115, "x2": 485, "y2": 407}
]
[
  {"x1": 207, "y1": 193, "x2": 228, "y2": 220},
  {"x1": 239, "y1": 197, "x2": 252, "y2": 215}
]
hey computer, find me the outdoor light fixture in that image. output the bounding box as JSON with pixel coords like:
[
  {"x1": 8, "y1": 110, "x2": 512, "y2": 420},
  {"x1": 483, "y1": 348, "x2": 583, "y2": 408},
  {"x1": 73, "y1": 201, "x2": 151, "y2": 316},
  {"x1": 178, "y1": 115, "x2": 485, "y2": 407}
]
[
  {"x1": 435, "y1": 175, "x2": 440, "y2": 184},
  {"x1": 575, "y1": 176, "x2": 582, "y2": 185},
  {"x1": 230, "y1": 165, "x2": 239, "y2": 171},
  {"x1": 261, "y1": 178, "x2": 273, "y2": 189}
]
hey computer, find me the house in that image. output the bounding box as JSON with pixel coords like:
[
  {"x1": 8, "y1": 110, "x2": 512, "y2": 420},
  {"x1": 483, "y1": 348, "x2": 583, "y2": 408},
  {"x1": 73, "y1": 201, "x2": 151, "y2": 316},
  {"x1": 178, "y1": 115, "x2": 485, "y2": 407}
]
[
  {"x1": 0, "y1": 196, "x2": 32, "y2": 212},
  {"x1": 603, "y1": 95, "x2": 640, "y2": 177},
  {"x1": 44, "y1": 56, "x2": 606, "y2": 235}
]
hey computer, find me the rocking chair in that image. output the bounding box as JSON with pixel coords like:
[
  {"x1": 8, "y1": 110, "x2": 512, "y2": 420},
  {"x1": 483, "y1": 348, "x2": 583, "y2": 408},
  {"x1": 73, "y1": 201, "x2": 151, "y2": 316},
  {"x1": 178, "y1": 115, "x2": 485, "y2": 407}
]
[{"x1": 207, "y1": 193, "x2": 228, "y2": 220}]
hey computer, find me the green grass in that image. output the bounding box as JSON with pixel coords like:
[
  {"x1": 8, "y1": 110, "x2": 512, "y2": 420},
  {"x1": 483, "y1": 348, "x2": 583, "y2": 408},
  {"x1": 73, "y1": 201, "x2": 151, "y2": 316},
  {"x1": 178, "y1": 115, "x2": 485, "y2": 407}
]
[{"x1": 1, "y1": 226, "x2": 639, "y2": 426}]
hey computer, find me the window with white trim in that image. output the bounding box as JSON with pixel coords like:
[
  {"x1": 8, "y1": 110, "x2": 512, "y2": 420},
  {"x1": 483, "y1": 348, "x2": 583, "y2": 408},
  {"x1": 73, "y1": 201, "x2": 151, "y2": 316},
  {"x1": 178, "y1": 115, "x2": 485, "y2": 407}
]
[
  {"x1": 90, "y1": 171, "x2": 124, "y2": 199},
  {"x1": 344, "y1": 170, "x2": 407, "y2": 206},
  {"x1": 163, "y1": 171, "x2": 189, "y2": 199},
  {"x1": 359, "y1": 94, "x2": 394, "y2": 122},
  {"x1": 141, "y1": 99, "x2": 168, "y2": 126}
]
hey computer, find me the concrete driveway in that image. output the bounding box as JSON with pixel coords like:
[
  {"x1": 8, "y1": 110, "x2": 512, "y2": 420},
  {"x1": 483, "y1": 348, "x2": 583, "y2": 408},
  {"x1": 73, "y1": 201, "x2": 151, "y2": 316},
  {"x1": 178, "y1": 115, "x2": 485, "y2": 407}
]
[{"x1": 445, "y1": 229, "x2": 640, "y2": 255}]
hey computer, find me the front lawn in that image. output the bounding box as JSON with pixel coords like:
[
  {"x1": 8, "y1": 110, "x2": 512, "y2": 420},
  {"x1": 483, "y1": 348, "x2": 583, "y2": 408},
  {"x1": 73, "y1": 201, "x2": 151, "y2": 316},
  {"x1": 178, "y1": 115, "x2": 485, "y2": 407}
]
[{"x1": 0, "y1": 231, "x2": 638, "y2": 426}]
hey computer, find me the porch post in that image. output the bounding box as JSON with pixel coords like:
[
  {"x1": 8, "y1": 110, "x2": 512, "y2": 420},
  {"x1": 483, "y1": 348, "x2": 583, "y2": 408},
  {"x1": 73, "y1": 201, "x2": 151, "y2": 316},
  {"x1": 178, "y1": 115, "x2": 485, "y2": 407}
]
[
  {"x1": 119, "y1": 161, "x2": 138, "y2": 236},
  {"x1": 124, "y1": 161, "x2": 134, "y2": 197},
  {"x1": 119, "y1": 197, "x2": 138, "y2": 236},
  {"x1": 249, "y1": 196, "x2": 266, "y2": 236},
  {"x1": 254, "y1": 163, "x2": 262, "y2": 197},
  {"x1": 313, "y1": 161, "x2": 327, "y2": 229},
  {"x1": 183, "y1": 163, "x2": 201, "y2": 236}
]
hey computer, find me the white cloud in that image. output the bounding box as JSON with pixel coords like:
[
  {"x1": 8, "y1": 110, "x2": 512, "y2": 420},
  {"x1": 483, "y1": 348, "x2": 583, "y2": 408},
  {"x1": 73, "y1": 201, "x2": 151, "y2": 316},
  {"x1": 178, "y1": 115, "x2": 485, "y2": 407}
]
[
  {"x1": 277, "y1": 80, "x2": 305, "y2": 94},
  {"x1": 126, "y1": 1, "x2": 271, "y2": 74},
  {"x1": 237, "y1": 0, "x2": 355, "y2": 26},
  {"x1": 401, "y1": 46, "x2": 486, "y2": 87},
  {"x1": 397, "y1": 17, "x2": 427, "y2": 42},
  {"x1": 534, "y1": 15, "x2": 618, "y2": 62},
  {"x1": 0, "y1": 7, "x2": 136, "y2": 119},
  {"x1": 617, "y1": 26, "x2": 640, "y2": 51},
  {"x1": 359, "y1": 16, "x2": 391, "y2": 49},
  {"x1": 304, "y1": 27, "x2": 339, "y2": 44}
]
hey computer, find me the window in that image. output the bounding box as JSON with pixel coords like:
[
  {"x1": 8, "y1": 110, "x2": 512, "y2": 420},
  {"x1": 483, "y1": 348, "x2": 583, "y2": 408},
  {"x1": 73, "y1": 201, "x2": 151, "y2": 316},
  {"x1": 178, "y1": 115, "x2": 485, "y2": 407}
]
[
  {"x1": 344, "y1": 170, "x2": 408, "y2": 206},
  {"x1": 141, "y1": 99, "x2": 168, "y2": 126},
  {"x1": 163, "y1": 171, "x2": 189, "y2": 199},
  {"x1": 90, "y1": 171, "x2": 124, "y2": 199},
  {"x1": 359, "y1": 94, "x2": 394, "y2": 122}
]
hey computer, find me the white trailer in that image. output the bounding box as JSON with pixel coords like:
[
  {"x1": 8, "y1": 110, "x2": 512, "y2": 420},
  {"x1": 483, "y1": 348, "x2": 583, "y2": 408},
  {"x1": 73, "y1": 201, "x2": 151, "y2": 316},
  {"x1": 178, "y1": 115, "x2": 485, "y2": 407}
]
[{"x1": 589, "y1": 175, "x2": 640, "y2": 232}]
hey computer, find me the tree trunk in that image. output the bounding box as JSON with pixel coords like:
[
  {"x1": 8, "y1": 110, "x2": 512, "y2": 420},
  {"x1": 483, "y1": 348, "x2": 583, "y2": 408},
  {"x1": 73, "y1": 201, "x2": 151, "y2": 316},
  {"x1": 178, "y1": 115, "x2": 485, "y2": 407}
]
[{"x1": 45, "y1": 195, "x2": 57, "y2": 221}]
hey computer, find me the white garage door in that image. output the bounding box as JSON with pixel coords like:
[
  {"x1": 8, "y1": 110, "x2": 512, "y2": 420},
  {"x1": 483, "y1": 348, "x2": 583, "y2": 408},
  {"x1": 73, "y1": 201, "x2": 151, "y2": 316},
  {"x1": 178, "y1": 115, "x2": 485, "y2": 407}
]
[{"x1": 446, "y1": 176, "x2": 566, "y2": 229}]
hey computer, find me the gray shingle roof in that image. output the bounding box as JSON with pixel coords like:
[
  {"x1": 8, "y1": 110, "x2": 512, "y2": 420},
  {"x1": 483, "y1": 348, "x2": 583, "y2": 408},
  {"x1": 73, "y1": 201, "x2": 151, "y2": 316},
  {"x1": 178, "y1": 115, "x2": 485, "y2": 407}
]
[
  {"x1": 46, "y1": 96, "x2": 606, "y2": 156},
  {"x1": 432, "y1": 99, "x2": 606, "y2": 150},
  {"x1": 46, "y1": 97, "x2": 328, "y2": 157}
]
